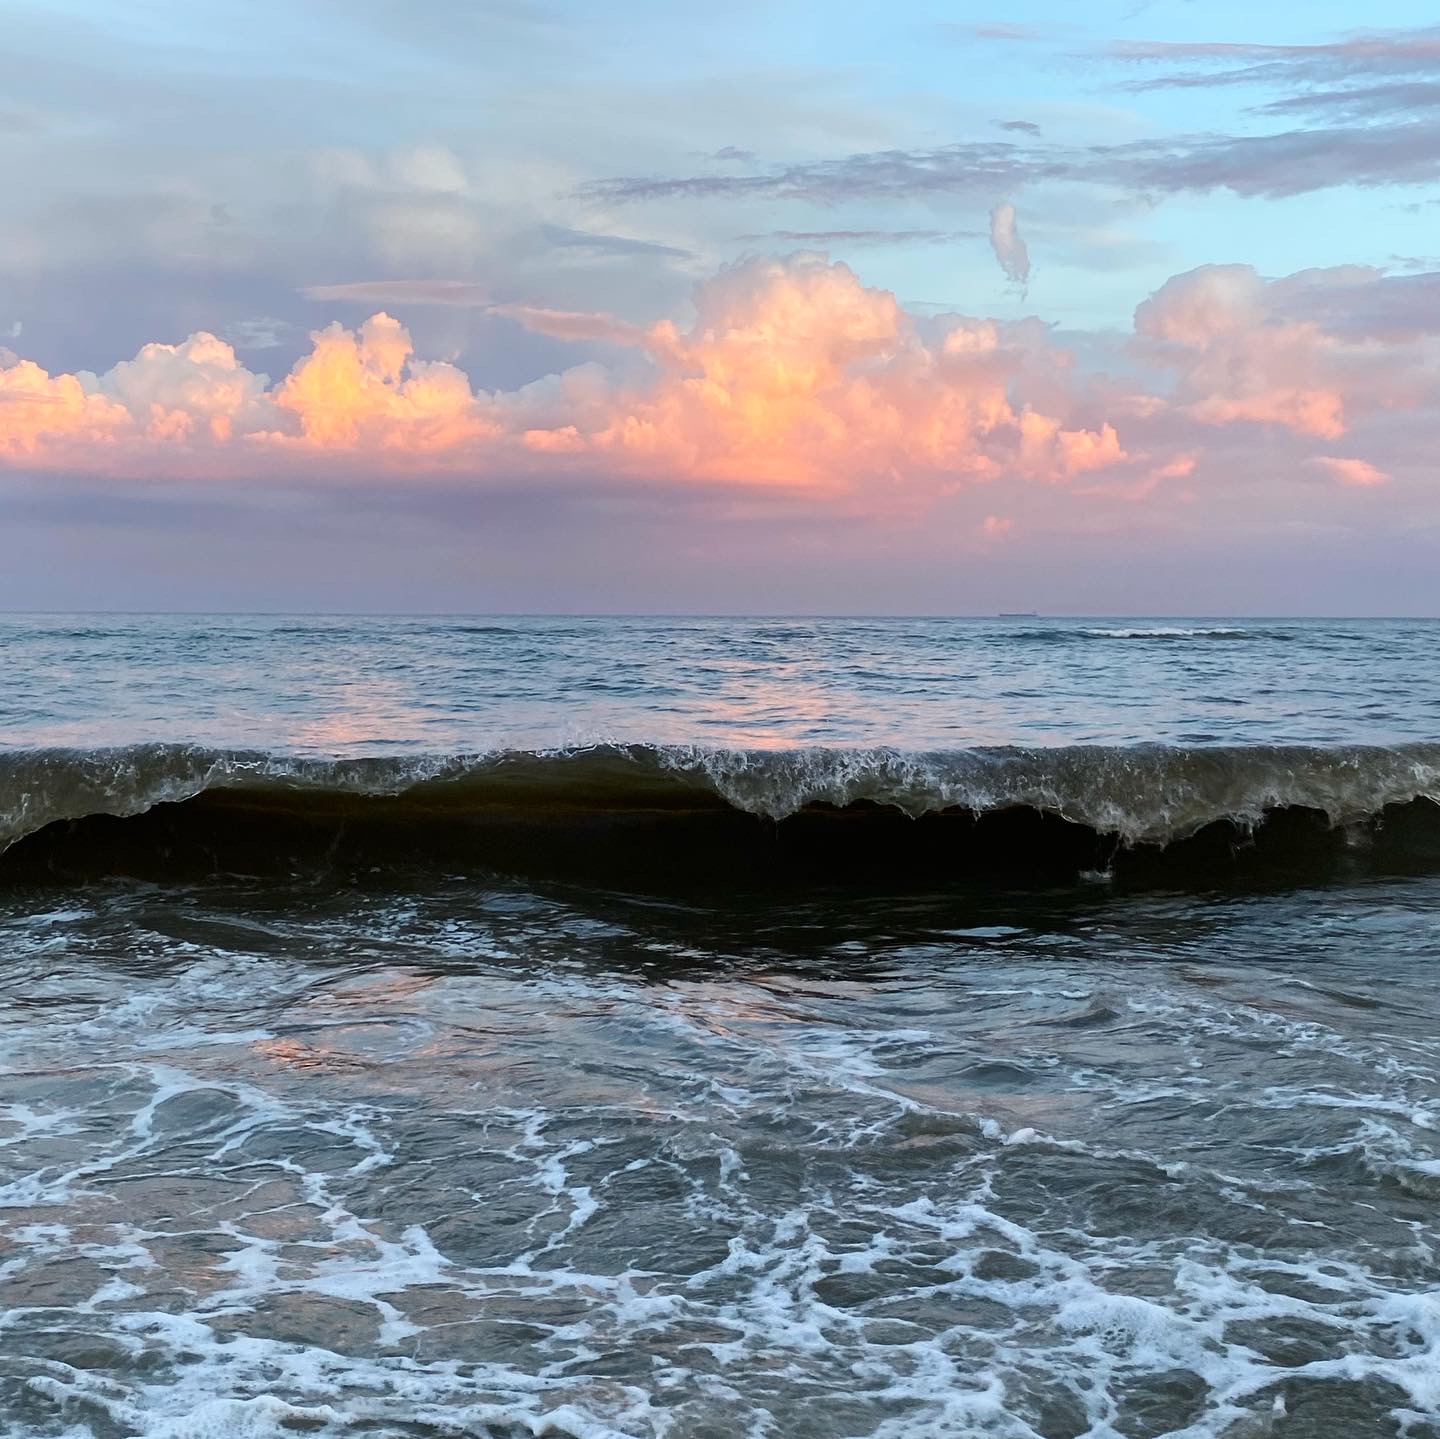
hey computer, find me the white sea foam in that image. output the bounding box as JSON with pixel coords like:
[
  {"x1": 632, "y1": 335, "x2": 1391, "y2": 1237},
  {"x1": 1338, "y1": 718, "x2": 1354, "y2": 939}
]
[
  {"x1": 3, "y1": 863, "x2": 1440, "y2": 1436},
  {"x1": 1081, "y1": 626, "x2": 1255, "y2": 638}
]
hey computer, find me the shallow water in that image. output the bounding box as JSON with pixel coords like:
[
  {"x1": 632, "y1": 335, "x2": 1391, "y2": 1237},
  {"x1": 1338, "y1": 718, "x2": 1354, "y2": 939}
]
[{"x1": 2, "y1": 616, "x2": 1439, "y2": 1437}]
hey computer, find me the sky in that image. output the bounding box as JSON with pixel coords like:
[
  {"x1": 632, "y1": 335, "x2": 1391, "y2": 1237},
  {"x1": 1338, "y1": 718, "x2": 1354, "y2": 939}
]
[{"x1": 2, "y1": 1, "x2": 1440, "y2": 613}]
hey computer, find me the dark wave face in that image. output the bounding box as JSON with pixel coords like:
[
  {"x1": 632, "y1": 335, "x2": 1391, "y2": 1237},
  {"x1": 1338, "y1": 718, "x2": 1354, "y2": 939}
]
[
  {"x1": 4, "y1": 615, "x2": 1440, "y2": 1437},
  {"x1": 3, "y1": 741, "x2": 1440, "y2": 887}
]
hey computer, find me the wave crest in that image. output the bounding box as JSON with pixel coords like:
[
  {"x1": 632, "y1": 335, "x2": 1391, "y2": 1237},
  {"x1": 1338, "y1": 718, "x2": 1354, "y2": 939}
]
[
  {"x1": 2, "y1": 740, "x2": 1439, "y2": 884},
  {"x1": 669, "y1": 741, "x2": 1440, "y2": 839}
]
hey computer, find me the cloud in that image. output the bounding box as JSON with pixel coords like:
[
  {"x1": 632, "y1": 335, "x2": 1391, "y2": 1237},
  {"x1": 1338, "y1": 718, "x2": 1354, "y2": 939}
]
[
  {"x1": 1133, "y1": 263, "x2": 1437, "y2": 438},
  {"x1": 553, "y1": 255, "x2": 1132, "y2": 492},
  {"x1": 734, "y1": 229, "x2": 979, "y2": 248},
  {"x1": 584, "y1": 125, "x2": 1440, "y2": 206},
  {"x1": 223, "y1": 317, "x2": 290, "y2": 350},
  {"x1": 1112, "y1": 28, "x2": 1440, "y2": 95},
  {"x1": 0, "y1": 358, "x2": 131, "y2": 455},
  {"x1": 104, "y1": 331, "x2": 274, "y2": 444},
  {"x1": 273, "y1": 313, "x2": 494, "y2": 451},
  {"x1": 1270, "y1": 268, "x2": 1440, "y2": 341},
  {"x1": 1098, "y1": 26, "x2": 1440, "y2": 191},
  {"x1": 1310, "y1": 455, "x2": 1390, "y2": 486},
  {"x1": 303, "y1": 280, "x2": 493, "y2": 307},
  {"x1": 2, "y1": 253, "x2": 1432, "y2": 518},
  {"x1": 1257, "y1": 80, "x2": 1440, "y2": 121},
  {"x1": 582, "y1": 27, "x2": 1440, "y2": 209},
  {"x1": 302, "y1": 280, "x2": 649, "y2": 346},
  {"x1": 989, "y1": 202, "x2": 1031, "y2": 293},
  {"x1": 537, "y1": 225, "x2": 693, "y2": 260},
  {"x1": 487, "y1": 304, "x2": 649, "y2": 345},
  {"x1": 0, "y1": 108, "x2": 43, "y2": 135},
  {"x1": 580, "y1": 143, "x2": 1036, "y2": 207},
  {"x1": 1113, "y1": 124, "x2": 1440, "y2": 198},
  {"x1": 970, "y1": 23, "x2": 1046, "y2": 41},
  {"x1": 0, "y1": 255, "x2": 1124, "y2": 492}
]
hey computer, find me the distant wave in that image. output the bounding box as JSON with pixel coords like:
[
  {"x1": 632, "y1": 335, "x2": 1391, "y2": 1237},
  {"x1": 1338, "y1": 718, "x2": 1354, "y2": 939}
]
[
  {"x1": 992, "y1": 625, "x2": 1294, "y2": 645},
  {"x1": 1079, "y1": 626, "x2": 1266, "y2": 640},
  {"x1": 2, "y1": 740, "x2": 1438, "y2": 886}
]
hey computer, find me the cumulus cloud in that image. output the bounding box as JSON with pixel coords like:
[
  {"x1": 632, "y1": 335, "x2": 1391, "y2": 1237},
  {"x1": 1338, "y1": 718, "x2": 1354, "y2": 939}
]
[
  {"x1": 103, "y1": 332, "x2": 273, "y2": 444},
  {"x1": 989, "y1": 202, "x2": 1031, "y2": 294},
  {"x1": 274, "y1": 313, "x2": 496, "y2": 451},
  {"x1": 0, "y1": 253, "x2": 1430, "y2": 515},
  {"x1": 0, "y1": 359, "x2": 131, "y2": 455},
  {"x1": 547, "y1": 255, "x2": 1129, "y2": 491},
  {"x1": 1134, "y1": 263, "x2": 1436, "y2": 438}
]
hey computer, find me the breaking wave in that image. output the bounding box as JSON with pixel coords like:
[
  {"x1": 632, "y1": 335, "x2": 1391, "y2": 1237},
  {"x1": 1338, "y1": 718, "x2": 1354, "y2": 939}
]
[{"x1": 3, "y1": 741, "x2": 1439, "y2": 886}]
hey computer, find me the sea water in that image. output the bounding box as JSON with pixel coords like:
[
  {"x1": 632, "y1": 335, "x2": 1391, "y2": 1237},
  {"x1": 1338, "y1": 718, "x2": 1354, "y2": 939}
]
[{"x1": 1, "y1": 615, "x2": 1438, "y2": 1437}]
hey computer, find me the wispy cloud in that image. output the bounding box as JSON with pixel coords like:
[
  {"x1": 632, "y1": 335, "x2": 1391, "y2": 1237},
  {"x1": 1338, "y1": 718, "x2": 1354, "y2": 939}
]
[
  {"x1": 303, "y1": 281, "x2": 493, "y2": 307},
  {"x1": 1310, "y1": 455, "x2": 1390, "y2": 487},
  {"x1": 299, "y1": 281, "x2": 649, "y2": 344},
  {"x1": 538, "y1": 225, "x2": 693, "y2": 260},
  {"x1": 989, "y1": 203, "x2": 1031, "y2": 294},
  {"x1": 584, "y1": 120, "x2": 1440, "y2": 206},
  {"x1": 1113, "y1": 27, "x2": 1440, "y2": 126},
  {"x1": 969, "y1": 23, "x2": 1047, "y2": 42},
  {"x1": 734, "y1": 228, "x2": 979, "y2": 247},
  {"x1": 1112, "y1": 28, "x2": 1440, "y2": 92},
  {"x1": 583, "y1": 23, "x2": 1440, "y2": 208}
]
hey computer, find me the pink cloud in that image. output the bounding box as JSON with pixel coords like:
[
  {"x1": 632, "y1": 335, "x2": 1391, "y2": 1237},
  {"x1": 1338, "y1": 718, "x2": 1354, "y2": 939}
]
[
  {"x1": 1134, "y1": 263, "x2": 1436, "y2": 440},
  {"x1": 1310, "y1": 455, "x2": 1390, "y2": 486},
  {"x1": 0, "y1": 253, "x2": 1425, "y2": 522}
]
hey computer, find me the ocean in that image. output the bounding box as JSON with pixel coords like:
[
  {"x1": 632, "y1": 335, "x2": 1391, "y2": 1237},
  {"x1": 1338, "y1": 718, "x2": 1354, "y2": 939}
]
[{"x1": 2, "y1": 614, "x2": 1438, "y2": 1438}]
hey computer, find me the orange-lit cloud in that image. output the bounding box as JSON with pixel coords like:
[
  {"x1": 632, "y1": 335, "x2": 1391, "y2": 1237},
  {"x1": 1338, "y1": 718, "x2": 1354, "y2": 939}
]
[
  {"x1": 0, "y1": 254, "x2": 1420, "y2": 509},
  {"x1": 274, "y1": 313, "x2": 495, "y2": 451},
  {"x1": 525, "y1": 255, "x2": 1129, "y2": 492},
  {"x1": 0, "y1": 358, "x2": 130, "y2": 453}
]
